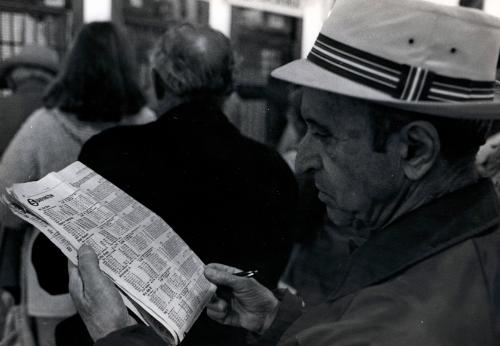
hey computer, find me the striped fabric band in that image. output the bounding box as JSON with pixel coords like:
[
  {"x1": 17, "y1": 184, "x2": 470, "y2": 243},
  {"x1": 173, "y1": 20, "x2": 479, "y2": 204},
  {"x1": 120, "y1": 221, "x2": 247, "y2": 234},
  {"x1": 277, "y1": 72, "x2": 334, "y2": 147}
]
[{"x1": 308, "y1": 34, "x2": 495, "y2": 102}]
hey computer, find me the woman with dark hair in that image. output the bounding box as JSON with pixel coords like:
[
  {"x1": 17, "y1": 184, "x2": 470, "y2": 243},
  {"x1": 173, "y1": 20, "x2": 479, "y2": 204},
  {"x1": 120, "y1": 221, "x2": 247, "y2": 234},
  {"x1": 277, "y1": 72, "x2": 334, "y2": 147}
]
[
  {"x1": 43, "y1": 21, "x2": 149, "y2": 122},
  {"x1": 0, "y1": 22, "x2": 154, "y2": 346}
]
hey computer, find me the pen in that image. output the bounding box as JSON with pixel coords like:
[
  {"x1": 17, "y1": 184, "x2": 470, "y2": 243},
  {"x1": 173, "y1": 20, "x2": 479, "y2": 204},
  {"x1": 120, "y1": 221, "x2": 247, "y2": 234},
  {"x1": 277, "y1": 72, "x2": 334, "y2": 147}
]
[{"x1": 233, "y1": 270, "x2": 258, "y2": 278}]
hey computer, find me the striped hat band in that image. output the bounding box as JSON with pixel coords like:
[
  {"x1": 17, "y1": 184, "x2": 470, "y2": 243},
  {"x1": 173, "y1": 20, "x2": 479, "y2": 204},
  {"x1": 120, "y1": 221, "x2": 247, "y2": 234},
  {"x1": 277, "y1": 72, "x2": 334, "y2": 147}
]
[{"x1": 308, "y1": 33, "x2": 496, "y2": 103}]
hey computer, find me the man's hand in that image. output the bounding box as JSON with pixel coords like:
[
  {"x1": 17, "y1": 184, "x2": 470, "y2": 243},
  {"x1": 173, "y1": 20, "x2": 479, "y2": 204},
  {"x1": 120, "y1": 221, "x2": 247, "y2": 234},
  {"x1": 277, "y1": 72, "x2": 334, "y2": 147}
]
[
  {"x1": 204, "y1": 263, "x2": 279, "y2": 335},
  {"x1": 68, "y1": 245, "x2": 136, "y2": 341}
]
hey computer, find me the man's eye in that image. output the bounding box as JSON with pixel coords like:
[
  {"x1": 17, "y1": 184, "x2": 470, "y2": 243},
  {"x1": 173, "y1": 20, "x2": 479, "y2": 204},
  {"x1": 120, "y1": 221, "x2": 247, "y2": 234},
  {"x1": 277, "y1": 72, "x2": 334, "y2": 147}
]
[{"x1": 312, "y1": 131, "x2": 330, "y2": 139}]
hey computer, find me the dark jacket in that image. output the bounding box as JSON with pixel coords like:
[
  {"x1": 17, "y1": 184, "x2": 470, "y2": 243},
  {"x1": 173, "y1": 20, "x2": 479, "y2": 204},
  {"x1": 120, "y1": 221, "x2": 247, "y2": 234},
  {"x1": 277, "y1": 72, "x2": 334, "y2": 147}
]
[
  {"x1": 260, "y1": 179, "x2": 500, "y2": 346},
  {"x1": 98, "y1": 180, "x2": 500, "y2": 346},
  {"x1": 34, "y1": 101, "x2": 297, "y2": 346}
]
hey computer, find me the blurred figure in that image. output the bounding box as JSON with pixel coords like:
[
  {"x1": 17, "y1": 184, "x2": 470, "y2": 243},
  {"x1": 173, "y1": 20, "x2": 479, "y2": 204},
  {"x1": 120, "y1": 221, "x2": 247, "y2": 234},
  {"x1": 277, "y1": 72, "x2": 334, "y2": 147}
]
[
  {"x1": 71, "y1": 23, "x2": 296, "y2": 345},
  {"x1": 0, "y1": 22, "x2": 154, "y2": 346},
  {"x1": 476, "y1": 130, "x2": 500, "y2": 194},
  {"x1": 0, "y1": 45, "x2": 59, "y2": 156},
  {"x1": 475, "y1": 55, "x2": 500, "y2": 193},
  {"x1": 277, "y1": 88, "x2": 306, "y2": 170},
  {"x1": 265, "y1": 78, "x2": 291, "y2": 147}
]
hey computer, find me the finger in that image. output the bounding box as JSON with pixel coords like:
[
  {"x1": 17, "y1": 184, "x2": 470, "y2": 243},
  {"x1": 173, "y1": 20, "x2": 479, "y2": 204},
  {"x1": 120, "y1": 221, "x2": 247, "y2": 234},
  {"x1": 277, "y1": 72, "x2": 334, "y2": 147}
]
[
  {"x1": 77, "y1": 245, "x2": 108, "y2": 293},
  {"x1": 206, "y1": 297, "x2": 228, "y2": 314},
  {"x1": 204, "y1": 266, "x2": 247, "y2": 291},
  {"x1": 205, "y1": 263, "x2": 242, "y2": 274},
  {"x1": 68, "y1": 259, "x2": 84, "y2": 306},
  {"x1": 207, "y1": 308, "x2": 229, "y2": 323}
]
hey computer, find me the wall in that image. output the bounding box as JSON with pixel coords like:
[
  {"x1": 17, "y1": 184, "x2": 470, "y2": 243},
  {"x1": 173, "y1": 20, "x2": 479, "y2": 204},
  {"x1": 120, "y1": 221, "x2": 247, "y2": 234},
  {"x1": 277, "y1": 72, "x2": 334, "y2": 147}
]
[{"x1": 484, "y1": 0, "x2": 500, "y2": 17}]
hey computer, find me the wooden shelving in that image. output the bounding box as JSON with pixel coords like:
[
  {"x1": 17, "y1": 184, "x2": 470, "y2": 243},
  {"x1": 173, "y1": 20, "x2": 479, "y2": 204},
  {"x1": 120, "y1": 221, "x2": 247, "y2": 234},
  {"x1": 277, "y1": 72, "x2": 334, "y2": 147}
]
[
  {"x1": 0, "y1": 1, "x2": 71, "y2": 60},
  {"x1": 0, "y1": 1, "x2": 67, "y2": 16},
  {"x1": 123, "y1": 15, "x2": 171, "y2": 31}
]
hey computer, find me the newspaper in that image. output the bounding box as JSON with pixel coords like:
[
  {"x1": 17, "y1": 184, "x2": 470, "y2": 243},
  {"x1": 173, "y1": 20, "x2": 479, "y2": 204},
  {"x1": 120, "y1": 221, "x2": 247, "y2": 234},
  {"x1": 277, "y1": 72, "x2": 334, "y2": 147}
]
[{"x1": 2, "y1": 161, "x2": 215, "y2": 345}]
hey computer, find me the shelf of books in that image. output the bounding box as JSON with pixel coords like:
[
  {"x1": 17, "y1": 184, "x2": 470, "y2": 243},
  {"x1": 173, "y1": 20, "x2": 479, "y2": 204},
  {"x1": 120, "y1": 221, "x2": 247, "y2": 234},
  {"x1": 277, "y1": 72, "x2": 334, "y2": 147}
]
[{"x1": 0, "y1": 0, "x2": 71, "y2": 61}]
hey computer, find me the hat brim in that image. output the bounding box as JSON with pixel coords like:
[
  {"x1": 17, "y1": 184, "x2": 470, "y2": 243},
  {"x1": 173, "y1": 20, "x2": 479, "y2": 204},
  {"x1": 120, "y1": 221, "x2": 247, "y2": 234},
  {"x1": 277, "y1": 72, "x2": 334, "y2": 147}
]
[
  {"x1": 271, "y1": 59, "x2": 500, "y2": 119},
  {"x1": 0, "y1": 58, "x2": 58, "y2": 89}
]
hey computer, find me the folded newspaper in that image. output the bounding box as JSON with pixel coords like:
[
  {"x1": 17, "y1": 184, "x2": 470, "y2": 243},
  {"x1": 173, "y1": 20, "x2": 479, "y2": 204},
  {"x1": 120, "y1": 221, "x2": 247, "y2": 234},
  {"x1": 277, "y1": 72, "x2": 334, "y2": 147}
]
[{"x1": 2, "y1": 161, "x2": 215, "y2": 345}]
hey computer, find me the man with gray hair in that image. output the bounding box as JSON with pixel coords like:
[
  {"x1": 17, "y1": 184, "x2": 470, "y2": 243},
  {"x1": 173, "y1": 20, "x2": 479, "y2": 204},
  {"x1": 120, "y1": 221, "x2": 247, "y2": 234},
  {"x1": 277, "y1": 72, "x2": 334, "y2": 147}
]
[
  {"x1": 150, "y1": 23, "x2": 235, "y2": 113},
  {"x1": 52, "y1": 23, "x2": 296, "y2": 345}
]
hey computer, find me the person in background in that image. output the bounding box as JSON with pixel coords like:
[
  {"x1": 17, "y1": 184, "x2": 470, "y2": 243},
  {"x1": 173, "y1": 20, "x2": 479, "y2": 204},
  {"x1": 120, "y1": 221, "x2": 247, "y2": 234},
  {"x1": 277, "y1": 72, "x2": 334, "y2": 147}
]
[
  {"x1": 75, "y1": 22, "x2": 296, "y2": 346},
  {"x1": 277, "y1": 88, "x2": 306, "y2": 170},
  {"x1": 0, "y1": 45, "x2": 59, "y2": 157},
  {"x1": 69, "y1": 0, "x2": 500, "y2": 345},
  {"x1": 0, "y1": 45, "x2": 59, "y2": 307},
  {"x1": 475, "y1": 54, "x2": 500, "y2": 192},
  {"x1": 0, "y1": 21, "x2": 154, "y2": 346}
]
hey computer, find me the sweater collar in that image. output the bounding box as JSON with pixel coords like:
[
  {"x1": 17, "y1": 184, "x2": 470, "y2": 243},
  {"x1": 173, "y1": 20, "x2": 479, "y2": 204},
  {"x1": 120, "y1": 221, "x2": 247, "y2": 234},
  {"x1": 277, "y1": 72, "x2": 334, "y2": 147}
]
[{"x1": 329, "y1": 179, "x2": 500, "y2": 301}]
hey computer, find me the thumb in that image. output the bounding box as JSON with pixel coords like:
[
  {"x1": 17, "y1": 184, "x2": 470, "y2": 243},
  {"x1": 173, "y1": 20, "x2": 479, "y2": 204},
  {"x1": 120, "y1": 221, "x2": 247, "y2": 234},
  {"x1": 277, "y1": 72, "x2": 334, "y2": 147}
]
[
  {"x1": 77, "y1": 245, "x2": 108, "y2": 292},
  {"x1": 68, "y1": 260, "x2": 84, "y2": 304},
  {"x1": 204, "y1": 266, "x2": 247, "y2": 291}
]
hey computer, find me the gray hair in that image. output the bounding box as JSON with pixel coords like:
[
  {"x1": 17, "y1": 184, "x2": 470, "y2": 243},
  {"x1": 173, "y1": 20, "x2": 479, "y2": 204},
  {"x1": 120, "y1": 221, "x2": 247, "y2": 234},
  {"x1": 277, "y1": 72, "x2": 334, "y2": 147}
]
[
  {"x1": 151, "y1": 23, "x2": 234, "y2": 100},
  {"x1": 369, "y1": 103, "x2": 493, "y2": 161}
]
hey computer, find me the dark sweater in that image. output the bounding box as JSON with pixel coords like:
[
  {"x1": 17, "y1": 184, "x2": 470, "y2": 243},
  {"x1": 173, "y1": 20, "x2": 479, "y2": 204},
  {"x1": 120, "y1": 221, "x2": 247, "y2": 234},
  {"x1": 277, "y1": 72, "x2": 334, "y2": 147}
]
[{"x1": 33, "y1": 101, "x2": 297, "y2": 346}]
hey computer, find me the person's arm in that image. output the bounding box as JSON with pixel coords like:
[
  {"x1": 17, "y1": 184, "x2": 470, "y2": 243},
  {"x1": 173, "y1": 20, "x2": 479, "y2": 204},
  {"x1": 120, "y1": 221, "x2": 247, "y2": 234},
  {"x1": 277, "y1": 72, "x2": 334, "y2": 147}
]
[
  {"x1": 68, "y1": 251, "x2": 305, "y2": 345},
  {"x1": 68, "y1": 246, "x2": 136, "y2": 342},
  {"x1": 0, "y1": 113, "x2": 41, "y2": 229}
]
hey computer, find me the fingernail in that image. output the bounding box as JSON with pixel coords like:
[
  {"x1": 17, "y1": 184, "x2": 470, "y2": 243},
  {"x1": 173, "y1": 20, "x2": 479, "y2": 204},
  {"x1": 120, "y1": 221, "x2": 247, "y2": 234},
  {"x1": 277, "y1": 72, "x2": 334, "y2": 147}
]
[{"x1": 204, "y1": 267, "x2": 216, "y2": 278}]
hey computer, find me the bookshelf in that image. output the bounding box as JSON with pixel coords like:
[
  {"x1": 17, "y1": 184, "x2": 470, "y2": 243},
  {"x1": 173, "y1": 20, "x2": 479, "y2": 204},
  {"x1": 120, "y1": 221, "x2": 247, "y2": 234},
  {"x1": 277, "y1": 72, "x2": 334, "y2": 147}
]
[{"x1": 0, "y1": 0, "x2": 71, "y2": 60}]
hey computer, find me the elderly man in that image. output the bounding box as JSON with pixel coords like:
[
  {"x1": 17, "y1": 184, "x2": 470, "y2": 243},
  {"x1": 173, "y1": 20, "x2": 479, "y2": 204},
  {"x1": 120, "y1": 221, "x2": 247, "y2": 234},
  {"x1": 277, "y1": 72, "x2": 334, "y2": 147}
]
[{"x1": 69, "y1": 0, "x2": 500, "y2": 345}]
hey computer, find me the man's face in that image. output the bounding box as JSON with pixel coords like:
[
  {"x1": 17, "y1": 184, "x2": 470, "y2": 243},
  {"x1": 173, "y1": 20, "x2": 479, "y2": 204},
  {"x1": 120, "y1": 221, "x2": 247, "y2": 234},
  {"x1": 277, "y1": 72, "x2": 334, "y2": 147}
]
[{"x1": 296, "y1": 88, "x2": 403, "y2": 231}]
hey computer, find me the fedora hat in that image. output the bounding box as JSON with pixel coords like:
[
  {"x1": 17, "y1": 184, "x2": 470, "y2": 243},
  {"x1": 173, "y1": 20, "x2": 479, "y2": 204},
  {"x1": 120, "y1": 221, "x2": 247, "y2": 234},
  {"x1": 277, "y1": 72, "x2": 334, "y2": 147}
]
[
  {"x1": 0, "y1": 45, "x2": 59, "y2": 88},
  {"x1": 272, "y1": 0, "x2": 500, "y2": 119}
]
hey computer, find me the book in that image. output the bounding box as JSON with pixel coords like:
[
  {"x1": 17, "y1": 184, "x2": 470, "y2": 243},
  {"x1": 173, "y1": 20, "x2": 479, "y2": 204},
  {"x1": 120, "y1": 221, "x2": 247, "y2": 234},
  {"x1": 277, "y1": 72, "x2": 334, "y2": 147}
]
[{"x1": 2, "y1": 161, "x2": 215, "y2": 345}]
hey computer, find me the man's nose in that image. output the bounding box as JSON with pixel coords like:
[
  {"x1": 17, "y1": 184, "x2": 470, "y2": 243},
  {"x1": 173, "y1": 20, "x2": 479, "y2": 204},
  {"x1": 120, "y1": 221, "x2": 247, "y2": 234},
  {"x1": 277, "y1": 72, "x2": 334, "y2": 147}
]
[{"x1": 295, "y1": 133, "x2": 322, "y2": 175}]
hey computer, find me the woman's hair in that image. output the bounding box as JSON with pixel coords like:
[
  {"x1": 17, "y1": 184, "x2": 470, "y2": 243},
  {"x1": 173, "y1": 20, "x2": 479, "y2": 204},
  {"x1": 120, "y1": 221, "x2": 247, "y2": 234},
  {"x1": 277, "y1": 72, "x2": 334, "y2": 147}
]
[{"x1": 44, "y1": 22, "x2": 146, "y2": 121}]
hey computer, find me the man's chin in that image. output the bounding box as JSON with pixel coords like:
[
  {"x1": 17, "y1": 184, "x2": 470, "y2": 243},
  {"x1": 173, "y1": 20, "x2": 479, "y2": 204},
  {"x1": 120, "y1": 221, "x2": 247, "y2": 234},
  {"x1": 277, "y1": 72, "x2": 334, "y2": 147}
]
[{"x1": 326, "y1": 208, "x2": 355, "y2": 228}]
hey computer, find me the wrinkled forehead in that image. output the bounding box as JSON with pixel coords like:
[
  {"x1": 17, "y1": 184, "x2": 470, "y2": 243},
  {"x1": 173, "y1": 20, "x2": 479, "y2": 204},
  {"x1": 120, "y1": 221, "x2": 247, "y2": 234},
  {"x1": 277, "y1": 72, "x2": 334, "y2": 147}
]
[{"x1": 301, "y1": 87, "x2": 374, "y2": 129}]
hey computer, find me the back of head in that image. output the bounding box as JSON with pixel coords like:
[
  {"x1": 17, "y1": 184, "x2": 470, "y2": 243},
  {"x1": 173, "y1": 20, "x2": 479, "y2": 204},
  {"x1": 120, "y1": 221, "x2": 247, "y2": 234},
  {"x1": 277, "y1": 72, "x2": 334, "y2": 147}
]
[
  {"x1": 152, "y1": 23, "x2": 234, "y2": 103},
  {"x1": 44, "y1": 21, "x2": 146, "y2": 122}
]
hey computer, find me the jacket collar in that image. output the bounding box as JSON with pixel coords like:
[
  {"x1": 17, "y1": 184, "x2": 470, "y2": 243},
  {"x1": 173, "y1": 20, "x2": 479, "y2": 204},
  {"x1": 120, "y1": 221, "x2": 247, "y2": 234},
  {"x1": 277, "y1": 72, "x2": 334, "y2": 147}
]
[
  {"x1": 329, "y1": 179, "x2": 500, "y2": 301},
  {"x1": 156, "y1": 100, "x2": 228, "y2": 125}
]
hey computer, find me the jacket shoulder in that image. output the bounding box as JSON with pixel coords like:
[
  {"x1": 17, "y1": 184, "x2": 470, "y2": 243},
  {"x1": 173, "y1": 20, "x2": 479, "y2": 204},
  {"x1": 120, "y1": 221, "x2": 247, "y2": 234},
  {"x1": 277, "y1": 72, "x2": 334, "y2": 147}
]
[
  {"x1": 237, "y1": 135, "x2": 294, "y2": 175},
  {"x1": 79, "y1": 122, "x2": 154, "y2": 163}
]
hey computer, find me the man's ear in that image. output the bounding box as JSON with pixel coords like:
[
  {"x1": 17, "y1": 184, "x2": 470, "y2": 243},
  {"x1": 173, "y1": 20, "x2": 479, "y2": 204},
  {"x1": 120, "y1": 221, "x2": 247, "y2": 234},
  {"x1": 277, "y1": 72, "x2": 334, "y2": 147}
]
[
  {"x1": 399, "y1": 121, "x2": 440, "y2": 180},
  {"x1": 152, "y1": 70, "x2": 165, "y2": 100}
]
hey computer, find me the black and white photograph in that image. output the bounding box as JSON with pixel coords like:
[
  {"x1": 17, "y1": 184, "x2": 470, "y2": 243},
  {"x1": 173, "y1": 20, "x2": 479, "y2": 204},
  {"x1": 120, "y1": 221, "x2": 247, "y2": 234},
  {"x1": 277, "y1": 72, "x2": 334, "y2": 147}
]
[{"x1": 0, "y1": 0, "x2": 499, "y2": 345}]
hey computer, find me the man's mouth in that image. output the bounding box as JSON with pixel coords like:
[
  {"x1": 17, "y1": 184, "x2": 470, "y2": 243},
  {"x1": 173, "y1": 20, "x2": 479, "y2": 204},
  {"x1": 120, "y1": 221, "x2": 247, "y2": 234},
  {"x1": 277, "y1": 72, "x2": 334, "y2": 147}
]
[{"x1": 317, "y1": 191, "x2": 332, "y2": 204}]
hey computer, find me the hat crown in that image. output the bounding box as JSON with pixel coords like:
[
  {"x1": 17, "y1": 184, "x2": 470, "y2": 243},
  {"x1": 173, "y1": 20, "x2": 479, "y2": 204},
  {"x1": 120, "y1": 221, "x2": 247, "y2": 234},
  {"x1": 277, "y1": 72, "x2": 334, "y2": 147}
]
[
  {"x1": 324, "y1": 0, "x2": 500, "y2": 82},
  {"x1": 271, "y1": 0, "x2": 500, "y2": 118}
]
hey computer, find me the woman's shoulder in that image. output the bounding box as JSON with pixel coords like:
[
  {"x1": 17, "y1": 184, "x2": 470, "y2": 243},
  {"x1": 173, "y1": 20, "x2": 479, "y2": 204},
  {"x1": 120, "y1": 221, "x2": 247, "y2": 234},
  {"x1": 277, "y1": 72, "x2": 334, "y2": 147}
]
[
  {"x1": 121, "y1": 106, "x2": 157, "y2": 126},
  {"x1": 13, "y1": 108, "x2": 62, "y2": 140},
  {"x1": 22, "y1": 107, "x2": 63, "y2": 128}
]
